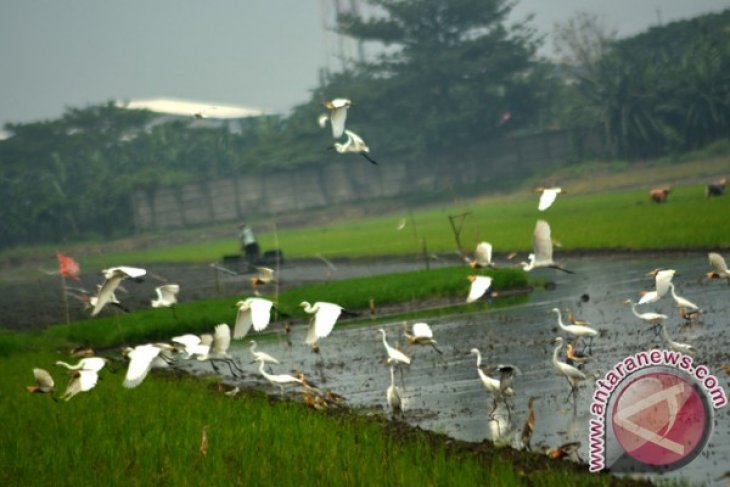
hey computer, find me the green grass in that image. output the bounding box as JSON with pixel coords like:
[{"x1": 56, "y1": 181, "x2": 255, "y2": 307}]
[{"x1": 1, "y1": 351, "x2": 635, "y2": 486}]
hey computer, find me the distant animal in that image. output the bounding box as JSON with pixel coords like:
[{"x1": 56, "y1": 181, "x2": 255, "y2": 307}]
[
  {"x1": 649, "y1": 186, "x2": 671, "y2": 203},
  {"x1": 705, "y1": 177, "x2": 727, "y2": 197}
]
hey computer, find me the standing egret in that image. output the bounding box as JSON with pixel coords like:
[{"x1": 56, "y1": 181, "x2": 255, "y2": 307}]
[
  {"x1": 92, "y1": 266, "x2": 146, "y2": 316},
  {"x1": 333, "y1": 129, "x2": 378, "y2": 165},
  {"x1": 379, "y1": 329, "x2": 411, "y2": 366},
  {"x1": 551, "y1": 337, "x2": 586, "y2": 403},
  {"x1": 658, "y1": 323, "x2": 696, "y2": 356},
  {"x1": 551, "y1": 308, "x2": 598, "y2": 351},
  {"x1": 519, "y1": 221, "x2": 574, "y2": 273},
  {"x1": 320, "y1": 98, "x2": 351, "y2": 139},
  {"x1": 466, "y1": 275, "x2": 495, "y2": 303},
  {"x1": 536, "y1": 187, "x2": 564, "y2": 211},
  {"x1": 151, "y1": 284, "x2": 180, "y2": 308},
  {"x1": 386, "y1": 365, "x2": 402, "y2": 418},
  {"x1": 234, "y1": 297, "x2": 274, "y2": 340},
  {"x1": 668, "y1": 283, "x2": 699, "y2": 311},
  {"x1": 249, "y1": 340, "x2": 280, "y2": 365},
  {"x1": 27, "y1": 368, "x2": 55, "y2": 394},
  {"x1": 624, "y1": 299, "x2": 667, "y2": 335},
  {"x1": 467, "y1": 242, "x2": 494, "y2": 268},
  {"x1": 470, "y1": 348, "x2": 514, "y2": 417},
  {"x1": 257, "y1": 361, "x2": 304, "y2": 394},
  {"x1": 402, "y1": 321, "x2": 442, "y2": 354},
  {"x1": 301, "y1": 301, "x2": 352, "y2": 351},
  {"x1": 707, "y1": 252, "x2": 730, "y2": 284},
  {"x1": 122, "y1": 343, "x2": 173, "y2": 389}
]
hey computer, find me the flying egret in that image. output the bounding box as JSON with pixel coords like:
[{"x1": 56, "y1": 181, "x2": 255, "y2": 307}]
[
  {"x1": 249, "y1": 340, "x2": 280, "y2": 365},
  {"x1": 466, "y1": 275, "x2": 495, "y2": 303},
  {"x1": 203, "y1": 324, "x2": 243, "y2": 376},
  {"x1": 551, "y1": 337, "x2": 586, "y2": 403},
  {"x1": 234, "y1": 297, "x2": 274, "y2": 339},
  {"x1": 402, "y1": 321, "x2": 442, "y2": 354},
  {"x1": 467, "y1": 242, "x2": 494, "y2": 268},
  {"x1": 250, "y1": 267, "x2": 275, "y2": 296},
  {"x1": 257, "y1": 361, "x2": 304, "y2": 394},
  {"x1": 27, "y1": 368, "x2": 55, "y2": 394},
  {"x1": 536, "y1": 187, "x2": 564, "y2": 211},
  {"x1": 519, "y1": 220, "x2": 574, "y2": 273},
  {"x1": 122, "y1": 343, "x2": 174, "y2": 389},
  {"x1": 386, "y1": 365, "x2": 402, "y2": 418},
  {"x1": 92, "y1": 266, "x2": 146, "y2": 316},
  {"x1": 55, "y1": 357, "x2": 108, "y2": 372},
  {"x1": 638, "y1": 268, "x2": 676, "y2": 305},
  {"x1": 668, "y1": 283, "x2": 699, "y2": 311},
  {"x1": 300, "y1": 301, "x2": 351, "y2": 350},
  {"x1": 333, "y1": 129, "x2": 378, "y2": 165},
  {"x1": 60, "y1": 369, "x2": 100, "y2": 401},
  {"x1": 551, "y1": 308, "x2": 598, "y2": 351},
  {"x1": 658, "y1": 323, "x2": 696, "y2": 356},
  {"x1": 172, "y1": 333, "x2": 212, "y2": 359},
  {"x1": 151, "y1": 284, "x2": 180, "y2": 308},
  {"x1": 707, "y1": 252, "x2": 730, "y2": 284},
  {"x1": 320, "y1": 98, "x2": 351, "y2": 139}
]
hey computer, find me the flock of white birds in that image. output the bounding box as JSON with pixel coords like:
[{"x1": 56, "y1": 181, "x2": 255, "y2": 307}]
[{"x1": 26, "y1": 99, "x2": 730, "y2": 459}]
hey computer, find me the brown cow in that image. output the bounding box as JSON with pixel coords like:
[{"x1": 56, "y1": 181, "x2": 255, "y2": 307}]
[
  {"x1": 705, "y1": 177, "x2": 727, "y2": 197},
  {"x1": 649, "y1": 186, "x2": 671, "y2": 203}
]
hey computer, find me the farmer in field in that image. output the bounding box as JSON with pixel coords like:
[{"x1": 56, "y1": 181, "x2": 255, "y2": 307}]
[{"x1": 238, "y1": 222, "x2": 260, "y2": 266}]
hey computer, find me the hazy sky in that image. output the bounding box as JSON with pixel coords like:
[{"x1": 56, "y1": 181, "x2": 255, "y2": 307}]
[{"x1": 1, "y1": 0, "x2": 728, "y2": 129}]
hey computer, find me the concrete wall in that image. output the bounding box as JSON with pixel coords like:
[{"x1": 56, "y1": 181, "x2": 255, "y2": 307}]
[{"x1": 131, "y1": 130, "x2": 586, "y2": 231}]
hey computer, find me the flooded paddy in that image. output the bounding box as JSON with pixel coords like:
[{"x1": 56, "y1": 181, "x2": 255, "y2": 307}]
[{"x1": 182, "y1": 253, "x2": 729, "y2": 485}]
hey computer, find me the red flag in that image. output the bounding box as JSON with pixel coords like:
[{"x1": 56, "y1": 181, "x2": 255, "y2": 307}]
[{"x1": 56, "y1": 251, "x2": 80, "y2": 280}]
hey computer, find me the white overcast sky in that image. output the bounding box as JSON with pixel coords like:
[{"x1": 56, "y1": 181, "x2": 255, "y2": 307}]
[{"x1": 1, "y1": 0, "x2": 728, "y2": 129}]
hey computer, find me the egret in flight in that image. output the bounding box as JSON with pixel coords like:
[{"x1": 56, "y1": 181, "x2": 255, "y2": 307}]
[
  {"x1": 234, "y1": 297, "x2": 274, "y2": 340},
  {"x1": 519, "y1": 220, "x2": 574, "y2": 273},
  {"x1": 56, "y1": 357, "x2": 108, "y2": 373},
  {"x1": 333, "y1": 130, "x2": 378, "y2": 165},
  {"x1": 122, "y1": 343, "x2": 175, "y2": 389},
  {"x1": 26, "y1": 368, "x2": 55, "y2": 394},
  {"x1": 466, "y1": 242, "x2": 494, "y2": 268},
  {"x1": 402, "y1": 321, "x2": 442, "y2": 354},
  {"x1": 92, "y1": 266, "x2": 146, "y2": 316},
  {"x1": 707, "y1": 252, "x2": 730, "y2": 284},
  {"x1": 301, "y1": 301, "x2": 351, "y2": 351},
  {"x1": 151, "y1": 284, "x2": 179, "y2": 308},
  {"x1": 319, "y1": 98, "x2": 351, "y2": 139},
  {"x1": 638, "y1": 268, "x2": 675, "y2": 305},
  {"x1": 466, "y1": 275, "x2": 495, "y2": 303},
  {"x1": 250, "y1": 267, "x2": 275, "y2": 296},
  {"x1": 60, "y1": 369, "x2": 100, "y2": 401},
  {"x1": 536, "y1": 187, "x2": 564, "y2": 211}
]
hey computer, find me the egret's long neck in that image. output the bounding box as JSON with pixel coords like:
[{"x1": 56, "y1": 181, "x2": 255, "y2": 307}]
[
  {"x1": 56, "y1": 361, "x2": 79, "y2": 370},
  {"x1": 258, "y1": 361, "x2": 271, "y2": 380},
  {"x1": 669, "y1": 283, "x2": 678, "y2": 300},
  {"x1": 552, "y1": 342, "x2": 563, "y2": 366},
  {"x1": 628, "y1": 301, "x2": 640, "y2": 319},
  {"x1": 389, "y1": 367, "x2": 395, "y2": 386},
  {"x1": 474, "y1": 350, "x2": 482, "y2": 368},
  {"x1": 380, "y1": 331, "x2": 388, "y2": 348},
  {"x1": 659, "y1": 324, "x2": 672, "y2": 344},
  {"x1": 554, "y1": 310, "x2": 566, "y2": 330}
]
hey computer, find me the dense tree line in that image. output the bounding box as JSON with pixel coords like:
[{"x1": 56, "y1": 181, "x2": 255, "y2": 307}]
[{"x1": 1, "y1": 1, "x2": 728, "y2": 249}]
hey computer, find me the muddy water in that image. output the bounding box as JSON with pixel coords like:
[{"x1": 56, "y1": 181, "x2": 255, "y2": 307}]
[{"x1": 181, "y1": 253, "x2": 729, "y2": 485}]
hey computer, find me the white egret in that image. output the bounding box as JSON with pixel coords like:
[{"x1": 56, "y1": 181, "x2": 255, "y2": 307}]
[
  {"x1": 249, "y1": 340, "x2": 280, "y2": 365},
  {"x1": 551, "y1": 337, "x2": 586, "y2": 402},
  {"x1": 60, "y1": 369, "x2": 100, "y2": 401},
  {"x1": 151, "y1": 284, "x2": 180, "y2": 308},
  {"x1": 466, "y1": 275, "x2": 495, "y2": 303},
  {"x1": 536, "y1": 187, "x2": 564, "y2": 211},
  {"x1": 638, "y1": 268, "x2": 676, "y2": 304},
  {"x1": 551, "y1": 308, "x2": 598, "y2": 349},
  {"x1": 467, "y1": 242, "x2": 494, "y2": 268},
  {"x1": 707, "y1": 252, "x2": 730, "y2": 283},
  {"x1": 520, "y1": 220, "x2": 574, "y2": 273},
  {"x1": 205, "y1": 324, "x2": 244, "y2": 376},
  {"x1": 624, "y1": 299, "x2": 667, "y2": 334},
  {"x1": 668, "y1": 283, "x2": 699, "y2": 311},
  {"x1": 172, "y1": 333, "x2": 211, "y2": 359},
  {"x1": 27, "y1": 368, "x2": 55, "y2": 394},
  {"x1": 234, "y1": 298, "x2": 274, "y2": 339},
  {"x1": 387, "y1": 366, "x2": 402, "y2": 418},
  {"x1": 378, "y1": 329, "x2": 411, "y2": 366},
  {"x1": 469, "y1": 348, "x2": 514, "y2": 397},
  {"x1": 92, "y1": 266, "x2": 146, "y2": 316},
  {"x1": 333, "y1": 129, "x2": 378, "y2": 165},
  {"x1": 658, "y1": 323, "x2": 696, "y2": 356},
  {"x1": 402, "y1": 321, "x2": 442, "y2": 354},
  {"x1": 257, "y1": 361, "x2": 304, "y2": 393},
  {"x1": 122, "y1": 344, "x2": 172, "y2": 389},
  {"x1": 320, "y1": 98, "x2": 351, "y2": 139},
  {"x1": 250, "y1": 267, "x2": 275, "y2": 296},
  {"x1": 301, "y1": 301, "x2": 349, "y2": 350},
  {"x1": 55, "y1": 357, "x2": 108, "y2": 373}
]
